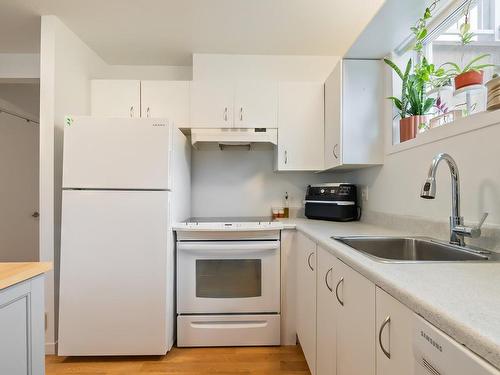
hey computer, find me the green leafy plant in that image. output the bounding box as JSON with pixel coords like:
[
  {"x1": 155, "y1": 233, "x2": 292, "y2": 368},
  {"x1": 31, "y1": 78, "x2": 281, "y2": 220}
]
[
  {"x1": 411, "y1": 0, "x2": 441, "y2": 53},
  {"x1": 459, "y1": 0, "x2": 474, "y2": 46},
  {"x1": 385, "y1": 57, "x2": 436, "y2": 118},
  {"x1": 442, "y1": 54, "x2": 496, "y2": 76}
]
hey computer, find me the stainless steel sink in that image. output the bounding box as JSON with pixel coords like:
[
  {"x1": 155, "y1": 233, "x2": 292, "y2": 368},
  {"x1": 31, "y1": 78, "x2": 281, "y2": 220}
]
[{"x1": 332, "y1": 236, "x2": 500, "y2": 262}]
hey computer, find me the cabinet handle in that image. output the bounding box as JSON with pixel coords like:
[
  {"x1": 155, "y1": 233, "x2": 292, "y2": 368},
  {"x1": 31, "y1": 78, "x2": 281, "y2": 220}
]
[
  {"x1": 284, "y1": 150, "x2": 288, "y2": 165},
  {"x1": 379, "y1": 316, "x2": 391, "y2": 359},
  {"x1": 240, "y1": 107, "x2": 243, "y2": 121},
  {"x1": 333, "y1": 144, "x2": 339, "y2": 159},
  {"x1": 146, "y1": 107, "x2": 150, "y2": 118},
  {"x1": 307, "y1": 252, "x2": 314, "y2": 271},
  {"x1": 325, "y1": 267, "x2": 333, "y2": 292},
  {"x1": 335, "y1": 277, "x2": 344, "y2": 306},
  {"x1": 224, "y1": 107, "x2": 228, "y2": 121},
  {"x1": 130, "y1": 106, "x2": 134, "y2": 118}
]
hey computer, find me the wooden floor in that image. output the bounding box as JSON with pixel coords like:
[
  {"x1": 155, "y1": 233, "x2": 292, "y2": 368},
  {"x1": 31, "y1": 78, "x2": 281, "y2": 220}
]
[{"x1": 46, "y1": 346, "x2": 311, "y2": 375}]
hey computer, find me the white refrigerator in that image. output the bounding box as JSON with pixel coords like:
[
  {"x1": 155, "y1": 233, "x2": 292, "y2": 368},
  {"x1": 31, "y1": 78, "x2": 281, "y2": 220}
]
[{"x1": 58, "y1": 117, "x2": 190, "y2": 356}]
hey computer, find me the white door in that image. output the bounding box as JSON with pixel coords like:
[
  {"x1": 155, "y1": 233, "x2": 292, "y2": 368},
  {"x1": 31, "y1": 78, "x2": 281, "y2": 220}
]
[
  {"x1": 0, "y1": 112, "x2": 38, "y2": 262},
  {"x1": 141, "y1": 81, "x2": 190, "y2": 127},
  {"x1": 190, "y1": 81, "x2": 234, "y2": 128},
  {"x1": 234, "y1": 81, "x2": 278, "y2": 128},
  {"x1": 277, "y1": 82, "x2": 324, "y2": 171},
  {"x1": 62, "y1": 117, "x2": 171, "y2": 190},
  {"x1": 316, "y1": 246, "x2": 338, "y2": 375},
  {"x1": 58, "y1": 190, "x2": 169, "y2": 355},
  {"x1": 336, "y1": 260, "x2": 376, "y2": 375},
  {"x1": 176, "y1": 241, "x2": 281, "y2": 314},
  {"x1": 324, "y1": 62, "x2": 342, "y2": 169},
  {"x1": 296, "y1": 232, "x2": 317, "y2": 375},
  {"x1": 91, "y1": 80, "x2": 141, "y2": 118},
  {"x1": 376, "y1": 287, "x2": 415, "y2": 375}
]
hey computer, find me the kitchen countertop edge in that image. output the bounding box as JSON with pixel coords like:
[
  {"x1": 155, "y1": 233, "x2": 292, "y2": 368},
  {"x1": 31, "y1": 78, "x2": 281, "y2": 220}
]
[{"x1": 0, "y1": 262, "x2": 53, "y2": 291}]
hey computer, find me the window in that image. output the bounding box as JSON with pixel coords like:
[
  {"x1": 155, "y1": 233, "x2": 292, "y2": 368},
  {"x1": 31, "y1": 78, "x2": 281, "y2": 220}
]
[{"x1": 390, "y1": 0, "x2": 500, "y2": 148}]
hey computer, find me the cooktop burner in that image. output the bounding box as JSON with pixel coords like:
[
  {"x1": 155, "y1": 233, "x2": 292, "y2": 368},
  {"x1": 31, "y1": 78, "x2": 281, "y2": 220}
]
[{"x1": 186, "y1": 217, "x2": 274, "y2": 224}]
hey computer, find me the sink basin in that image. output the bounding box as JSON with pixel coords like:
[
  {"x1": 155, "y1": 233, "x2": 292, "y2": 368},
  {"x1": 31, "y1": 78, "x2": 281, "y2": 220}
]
[{"x1": 332, "y1": 236, "x2": 500, "y2": 262}]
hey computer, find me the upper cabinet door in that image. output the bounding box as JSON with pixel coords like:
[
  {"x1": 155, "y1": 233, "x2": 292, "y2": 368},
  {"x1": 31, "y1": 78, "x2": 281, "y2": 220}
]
[
  {"x1": 141, "y1": 81, "x2": 190, "y2": 127},
  {"x1": 324, "y1": 62, "x2": 342, "y2": 170},
  {"x1": 234, "y1": 82, "x2": 278, "y2": 128},
  {"x1": 91, "y1": 80, "x2": 141, "y2": 118},
  {"x1": 190, "y1": 81, "x2": 234, "y2": 128},
  {"x1": 276, "y1": 82, "x2": 324, "y2": 171}
]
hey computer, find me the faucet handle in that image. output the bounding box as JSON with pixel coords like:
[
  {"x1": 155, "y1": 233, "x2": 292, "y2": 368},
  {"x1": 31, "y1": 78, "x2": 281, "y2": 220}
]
[{"x1": 453, "y1": 212, "x2": 488, "y2": 239}]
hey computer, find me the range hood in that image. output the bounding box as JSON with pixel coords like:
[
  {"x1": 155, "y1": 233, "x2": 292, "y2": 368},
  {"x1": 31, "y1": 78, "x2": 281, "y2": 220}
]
[{"x1": 191, "y1": 128, "x2": 278, "y2": 147}]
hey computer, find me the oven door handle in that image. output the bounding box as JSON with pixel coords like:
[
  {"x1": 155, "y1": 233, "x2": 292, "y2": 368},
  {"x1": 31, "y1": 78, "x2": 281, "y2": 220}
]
[{"x1": 177, "y1": 241, "x2": 280, "y2": 253}]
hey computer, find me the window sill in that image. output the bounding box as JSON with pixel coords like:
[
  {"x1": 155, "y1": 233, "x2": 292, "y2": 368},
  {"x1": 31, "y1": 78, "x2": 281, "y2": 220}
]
[{"x1": 387, "y1": 109, "x2": 500, "y2": 155}]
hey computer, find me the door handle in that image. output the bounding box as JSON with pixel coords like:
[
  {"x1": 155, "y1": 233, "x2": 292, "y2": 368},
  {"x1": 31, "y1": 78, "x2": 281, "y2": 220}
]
[
  {"x1": 307, "y1": 252, "x2": 314, "y2": 271},
  {"x1": 32, "y1": 211, "x2": 40, "y2": 218},
  {"x1": 378, "y1": 316, "x2": 391, "y2": 359},
  {"x1": 325, "y1": 267, "x2": 333, "y2": 292},
  {"x1": 335, "y1": 277, "x2": 344, "y2": 306}
]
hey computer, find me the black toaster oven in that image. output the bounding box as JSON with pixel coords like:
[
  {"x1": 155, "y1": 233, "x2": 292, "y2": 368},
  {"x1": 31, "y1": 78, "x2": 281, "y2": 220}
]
[{"x1": 305, "y1": 183, "x2": 360, "y2": 222}]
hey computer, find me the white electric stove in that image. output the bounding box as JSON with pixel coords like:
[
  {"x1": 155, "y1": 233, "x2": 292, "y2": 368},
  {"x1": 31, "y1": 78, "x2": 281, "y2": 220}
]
[{"x1": 174, "y1": 217, "x2": 282, "y2": 347}]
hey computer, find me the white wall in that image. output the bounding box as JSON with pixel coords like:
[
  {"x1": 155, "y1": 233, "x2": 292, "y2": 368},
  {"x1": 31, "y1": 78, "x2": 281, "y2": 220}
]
[
  {"x1": 0, "y1": 53, "x2": 40, "y2": 79},
  {"x1": 347, "y1": 121, "x2": 500, "y2": 226},
  {"x1": 0, "y1": 83, "x2": 40, "y2": 117},
  {"x1": 98, "y1": 65, "x2": 192, "y2": 80},
  {"x1": 193, "y1": 54, "x2": 339, "y2": 82},
  {"x1": 191, "y1": 145, "x2": 341, "y2": 217},
  {"x1": 39, "y1": 15, "x2": 108, "y2": 354}
]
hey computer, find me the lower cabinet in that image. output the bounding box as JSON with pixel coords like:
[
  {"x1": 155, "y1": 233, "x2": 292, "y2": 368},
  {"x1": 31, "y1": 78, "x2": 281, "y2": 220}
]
[
  {"x1": 295, "y1": 232, "x2": 317, "y2": 374},
  {"x1": 316, "y1": 246, "x2": 339, "y2": 375},
  {"x1": 0, "y1": 275, "x2": 45, "y2": 375},
  {"x1": 376, "y1": 287, "x2": 415, "y2": 375},
  {"x1": 335, "y1": 260, "x2": 376, "y2": 375}
]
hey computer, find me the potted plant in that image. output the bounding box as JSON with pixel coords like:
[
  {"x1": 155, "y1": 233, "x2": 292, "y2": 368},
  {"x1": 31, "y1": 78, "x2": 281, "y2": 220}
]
[
  {"x1": 442, "y1": 54, "x2": 496, "y2": 90},
  {"x1": 385, "y1": 58, "x2": 436, "y2": 142}
]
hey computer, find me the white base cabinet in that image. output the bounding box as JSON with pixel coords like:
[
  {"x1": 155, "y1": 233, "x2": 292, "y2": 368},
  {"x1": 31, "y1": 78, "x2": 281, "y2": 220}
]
[
  {"x1": 336, "y1": 260, "x2": 376, "y2": 375},
  {"x1": 0, "y1": 275, "x2": 45, "y2": 375},
  {"x1": 376, "y1": 287, "x2": 415, "y2": 375},
  {"x1": 316, "y1": 246, "x2": 338, "y2": 375},
  {"x1": 295, "y1": 232, "x2": 317, "y2": 374}
]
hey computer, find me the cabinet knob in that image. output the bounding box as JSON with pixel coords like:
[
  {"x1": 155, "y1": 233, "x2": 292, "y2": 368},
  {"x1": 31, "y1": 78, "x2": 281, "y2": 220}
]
[
  {"x1": 32, "y1": 211, "x2": 40, "y2": 218},
  {"x1": 333, "y1": 144, "x2": 339, "y2": 159},
  {"x1": 307, "y1": 252, "x2": 315, "y2": 271},
  {"x1": 335, "y1": 277, "x2": 344, "y2": 306},
  {"x1": 378, "y1": 316, "x2": 391, "y2": 359}
]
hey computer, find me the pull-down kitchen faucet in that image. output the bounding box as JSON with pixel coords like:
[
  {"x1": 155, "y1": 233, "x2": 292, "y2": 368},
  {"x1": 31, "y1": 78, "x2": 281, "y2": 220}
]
[{"x1": 420, "y1": 153, "x2": 488, "y2": 247}]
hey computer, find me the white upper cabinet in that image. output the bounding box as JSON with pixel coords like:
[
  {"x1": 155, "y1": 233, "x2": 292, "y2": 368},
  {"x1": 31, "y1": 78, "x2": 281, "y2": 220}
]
[
  {"x1": 276, "y1": 82, "x2": 324, "y2": 171},
  {"x1": 91, "y1": 80, "x2": 141, "y2": 118},
  {"x1": 141, "y1": 81, "x2": 190, "y2": 127},
  {"x1": 324, "y1": 59, "x2": 384, "y2": 170},
  {"x1": 336, "y1": 260, "x2": 376, "y2": 375},
  {"x1": 316, "y1": 246, "x2": 338, "y2": 375},
  {"x1": 376, "y1": 287, "x2": 415, "y2": 375},
  {"x1": 234, "y1": 82, "x2": 278, "y2": 128},
  {"x1": 295, "y1": 231, "x2": 317, "y2": 375},
  {"x1": 190, "y1": 81, "x2": 234, "y2": 128}
]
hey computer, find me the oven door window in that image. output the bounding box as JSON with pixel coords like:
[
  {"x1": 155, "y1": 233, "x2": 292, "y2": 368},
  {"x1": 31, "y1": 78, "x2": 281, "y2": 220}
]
[{"x1": 196, "y1": 259, "x2": 262, "y2": 298}]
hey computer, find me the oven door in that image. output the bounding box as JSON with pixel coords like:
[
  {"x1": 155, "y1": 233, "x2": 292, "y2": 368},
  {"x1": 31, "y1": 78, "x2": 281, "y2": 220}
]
[{"x1": 177, "y1": 241, "x2": 280, "y2": 314}]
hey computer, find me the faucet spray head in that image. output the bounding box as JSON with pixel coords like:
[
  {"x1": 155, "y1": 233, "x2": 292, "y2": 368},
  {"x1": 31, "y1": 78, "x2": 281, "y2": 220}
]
[{"x1": 420, "y1": 177, "x2": 436, "y2": 199}]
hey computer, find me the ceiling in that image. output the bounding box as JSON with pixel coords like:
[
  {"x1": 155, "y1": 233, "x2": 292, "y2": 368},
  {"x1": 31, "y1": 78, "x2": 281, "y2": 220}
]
[{"x1": 0, "y1": 0, "x2": 385, "y2": 66}]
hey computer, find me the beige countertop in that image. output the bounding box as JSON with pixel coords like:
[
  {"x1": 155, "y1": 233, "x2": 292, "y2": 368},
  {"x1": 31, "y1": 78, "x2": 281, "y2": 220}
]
[
  {"x1": 281, "y1": 218, "x2": 500, "y2": 370},
  {"x1": 0, "y1": 262, "x2": 52, "y2": 290}
]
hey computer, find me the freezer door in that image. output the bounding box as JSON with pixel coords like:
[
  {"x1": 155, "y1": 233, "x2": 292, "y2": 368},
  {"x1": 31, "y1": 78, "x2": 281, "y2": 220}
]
[
  {"x1": 58, "y1": 190, "x2": 170, "y2": 355},
  {"x1": 62, "y1": 117, "x2": 172, "y2": 189}
]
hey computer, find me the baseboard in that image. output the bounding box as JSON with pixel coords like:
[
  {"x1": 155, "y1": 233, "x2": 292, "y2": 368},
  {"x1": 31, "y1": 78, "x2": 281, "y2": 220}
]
[{"x1": 45, "y1": 341, "x2": 56, "y2": 355}]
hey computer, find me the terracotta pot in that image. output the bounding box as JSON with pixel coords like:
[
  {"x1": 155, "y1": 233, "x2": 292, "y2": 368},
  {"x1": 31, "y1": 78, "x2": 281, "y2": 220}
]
[
  {"x1": 454, "y1": 70, "x2": 484, "y2": 90},
  {"x1": 399, "y1": 116, "x2": 427, "y2": 143}
]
